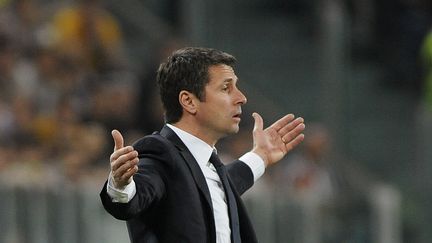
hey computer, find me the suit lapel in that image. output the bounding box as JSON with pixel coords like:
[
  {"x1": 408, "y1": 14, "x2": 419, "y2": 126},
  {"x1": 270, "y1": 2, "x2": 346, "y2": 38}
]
[{"x1": 159, "y1": 125, "x2": 213, "y2": 211}]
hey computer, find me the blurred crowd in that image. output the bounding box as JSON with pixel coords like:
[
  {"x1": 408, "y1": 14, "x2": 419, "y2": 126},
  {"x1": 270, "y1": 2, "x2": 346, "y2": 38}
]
[{"x1": 0, "y1": 0, "x2": 158, "y2": 187}]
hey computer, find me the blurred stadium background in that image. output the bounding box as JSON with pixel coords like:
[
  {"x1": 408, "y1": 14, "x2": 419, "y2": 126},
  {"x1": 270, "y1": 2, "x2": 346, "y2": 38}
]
[{"x1": 0, "y1": 0, "x2": 431, "y2": 242}]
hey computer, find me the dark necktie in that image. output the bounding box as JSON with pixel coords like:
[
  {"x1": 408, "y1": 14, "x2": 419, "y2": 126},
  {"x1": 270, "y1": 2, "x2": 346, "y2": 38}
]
[{"x1": 209, "y1": 151, "x2": 241, "y2": 243}]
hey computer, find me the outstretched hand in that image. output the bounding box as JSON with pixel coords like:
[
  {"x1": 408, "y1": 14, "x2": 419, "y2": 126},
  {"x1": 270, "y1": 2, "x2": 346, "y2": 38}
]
[
  {"x1": 109, "y1": 130, "x2": 139, "y2": 188},
  {"x1": 251, "y1": 112, "x2": 305, "y2": 166}
]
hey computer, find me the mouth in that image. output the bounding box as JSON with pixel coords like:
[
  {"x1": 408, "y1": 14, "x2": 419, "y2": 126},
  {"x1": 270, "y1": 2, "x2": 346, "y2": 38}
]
[{"x1": 232, "y1": 112, "x2": 242, "y2": 120}]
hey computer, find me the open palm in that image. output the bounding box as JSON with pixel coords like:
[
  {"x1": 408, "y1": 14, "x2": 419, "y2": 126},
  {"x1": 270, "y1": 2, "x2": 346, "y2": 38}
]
[{"x1": 251, "y1": 112, "x2": 305, "y2": 166}]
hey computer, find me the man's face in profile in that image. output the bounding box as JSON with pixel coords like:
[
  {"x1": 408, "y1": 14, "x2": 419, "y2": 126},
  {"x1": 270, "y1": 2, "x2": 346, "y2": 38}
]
[{"x1": 194, "y1": 64, "x2": 247, "y2": 139}]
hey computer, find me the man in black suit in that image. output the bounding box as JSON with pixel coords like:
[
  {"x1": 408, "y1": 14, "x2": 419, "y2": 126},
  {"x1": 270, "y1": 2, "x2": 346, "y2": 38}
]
[{"x1": 100, "y1": 47, "x2": 305, "y2": 243}]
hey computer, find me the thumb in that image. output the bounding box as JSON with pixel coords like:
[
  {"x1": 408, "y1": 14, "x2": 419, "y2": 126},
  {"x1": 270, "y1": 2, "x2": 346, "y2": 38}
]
[
  {"x1": 111, "y1": 129, "x2": 124, "y2": 151},
  {"x1": 252, "y1": 112, "x2": 264, "y2": 133}
]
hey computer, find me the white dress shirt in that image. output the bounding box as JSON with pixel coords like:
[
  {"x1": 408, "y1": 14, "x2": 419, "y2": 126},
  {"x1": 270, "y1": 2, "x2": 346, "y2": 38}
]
[{"x1": 107, "y1": 124, "x2": 265, "y2": 243}]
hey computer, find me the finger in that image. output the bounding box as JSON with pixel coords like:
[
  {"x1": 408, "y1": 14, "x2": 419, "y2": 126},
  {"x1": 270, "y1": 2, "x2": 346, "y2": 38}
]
[
  {"x1": 111, "y1": 150, "x2": 138, "y2": 171},
  {"x1": 278, "y1": 117, "x2": 304, "y2": 136},
  {"x1": 112, "y1": 129, "x2": 124, "y2": 151},
  {"x1": 252, "y1": 112, "x2": 264, "y2": 133},
  {"x1": 121, "y1": 165, "x2": 139, "y2": 182},
  {"x1": 281, "y1": 122, "x2": 306, "y2": 143},
  {"x1": 110, "y1": 146, "x2": 135, "y2": 162},
  {"x1": 112, "y1": 150, "x2": 138, "y2": 171},
  {"x1": 113, "y1": 157, "x2": 139, "y2": 179},
  {"x1": 269, "y1": 114, "x2": 295, "y2": 131},
  {"x1": 285, "y1": 134, "x2": 305, "y2": 151}
]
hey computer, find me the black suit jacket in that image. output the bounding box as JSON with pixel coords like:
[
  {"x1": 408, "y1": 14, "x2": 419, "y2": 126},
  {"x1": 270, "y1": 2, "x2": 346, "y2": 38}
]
[{"x1": 100, "y1": 125, "x2": 259, "y2": 243}]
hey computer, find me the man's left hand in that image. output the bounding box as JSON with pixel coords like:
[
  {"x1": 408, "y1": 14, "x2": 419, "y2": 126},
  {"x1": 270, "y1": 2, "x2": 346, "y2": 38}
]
[{"x1": 251, "y1": 112, "x2": 305, "y2": 166}]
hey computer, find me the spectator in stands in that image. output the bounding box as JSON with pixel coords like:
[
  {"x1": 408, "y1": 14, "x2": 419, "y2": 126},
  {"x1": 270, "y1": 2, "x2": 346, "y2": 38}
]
[
  {"x1": 50, "y1": 0, "x2": 126, "y2": 72},
  {"x1": 0, "y1": 0, "x2": 45, "y2": 54},
  {"x1": 421, "y1": 27, "x2": 432, "y2": 111}
]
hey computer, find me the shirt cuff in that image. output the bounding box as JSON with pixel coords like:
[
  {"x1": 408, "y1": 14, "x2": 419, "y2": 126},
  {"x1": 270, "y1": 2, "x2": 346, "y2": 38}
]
[
  {"x1": 107, "y1": 172, "x2": 137, "y2": 203},
  {"x1": 239, "y1": 152, "x2": 265, "y2": 182}
]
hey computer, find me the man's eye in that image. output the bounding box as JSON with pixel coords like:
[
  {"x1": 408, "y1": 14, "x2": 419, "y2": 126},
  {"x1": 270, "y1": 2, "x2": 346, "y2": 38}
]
[{"x1": 222, "y1": 85, "x2": 229, "y2": 91}]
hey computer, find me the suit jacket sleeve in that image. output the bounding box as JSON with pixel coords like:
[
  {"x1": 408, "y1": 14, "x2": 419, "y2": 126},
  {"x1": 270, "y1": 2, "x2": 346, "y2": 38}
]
[
  {"x1": 100, "y1": 135, "x2": 173, "y2": 220},
  {"x1": 226, "y1": 161, "x2": 254, "y2": 195}
]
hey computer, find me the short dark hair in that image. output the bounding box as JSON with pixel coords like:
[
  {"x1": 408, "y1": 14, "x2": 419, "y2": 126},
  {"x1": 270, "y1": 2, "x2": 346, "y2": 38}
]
[{"x1": 156, "y1": 47, "x2": 236, "y2": 123}]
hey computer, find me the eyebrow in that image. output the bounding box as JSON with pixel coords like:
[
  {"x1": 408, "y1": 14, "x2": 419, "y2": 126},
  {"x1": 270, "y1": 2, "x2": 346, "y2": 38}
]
[{"x1": 223, "y1": 78, "x2": 238, "y2": 84}]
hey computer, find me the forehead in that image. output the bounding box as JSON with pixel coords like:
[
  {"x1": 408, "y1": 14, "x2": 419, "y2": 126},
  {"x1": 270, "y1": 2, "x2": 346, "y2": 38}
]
[{"x1": 207, "y1": 64, "x2": 237, "y2": 83}]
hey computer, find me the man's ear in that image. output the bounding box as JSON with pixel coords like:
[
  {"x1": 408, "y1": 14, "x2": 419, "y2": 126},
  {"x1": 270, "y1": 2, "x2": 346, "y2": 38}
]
[{"x1": 179, "y1": 90, "x2": 198, "y2": 115}]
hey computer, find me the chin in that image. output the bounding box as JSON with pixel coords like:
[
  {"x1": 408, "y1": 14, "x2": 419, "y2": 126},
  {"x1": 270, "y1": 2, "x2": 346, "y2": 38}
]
[
  {"x1": 217, "y1": 124, "x2": 240, "y2": 138},
  {"x1": 219, "y1": 128, "x2": 239, "y2": 138},
  {"x1": 230, "y1": 126, "x2": 240, "y2": 134}
]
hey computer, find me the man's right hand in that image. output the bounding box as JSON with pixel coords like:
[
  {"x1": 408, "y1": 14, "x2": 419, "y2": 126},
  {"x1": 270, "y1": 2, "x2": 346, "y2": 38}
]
[{"x1": 110, "y1": 130, "x2": 139, "y2": 189}]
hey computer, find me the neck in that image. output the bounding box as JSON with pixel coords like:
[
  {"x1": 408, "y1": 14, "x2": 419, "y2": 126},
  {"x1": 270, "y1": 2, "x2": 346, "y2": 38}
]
[{"x1": 171, "y1": 118, "x2": 219, "y2": 147}]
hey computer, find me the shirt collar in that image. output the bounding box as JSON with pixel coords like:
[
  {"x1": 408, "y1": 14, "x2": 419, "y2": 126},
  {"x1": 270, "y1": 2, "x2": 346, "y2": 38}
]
[{"x1": 166, "y1": 124, "x2": 214, "y2": 166}]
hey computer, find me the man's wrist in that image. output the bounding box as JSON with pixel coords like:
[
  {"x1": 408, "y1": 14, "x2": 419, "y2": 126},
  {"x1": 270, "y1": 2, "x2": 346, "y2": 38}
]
[
  {"x1": 109, "y1": 171, "x2": 133, "y2": 190},
  {"x1": 251, "y1": 148, "x2": 269, "y2": 167},
  {"x1": 239, "y1": 152, "x2": 266, "y2": 182},
  {"x1": 107, "y1": 172, "x2": 136, "y2": 203}
]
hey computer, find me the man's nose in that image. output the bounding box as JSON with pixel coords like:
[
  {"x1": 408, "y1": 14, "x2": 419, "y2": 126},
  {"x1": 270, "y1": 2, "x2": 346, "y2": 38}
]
[{"x1": 236, "y1": 89, "x2": 247, "y2": 105}]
